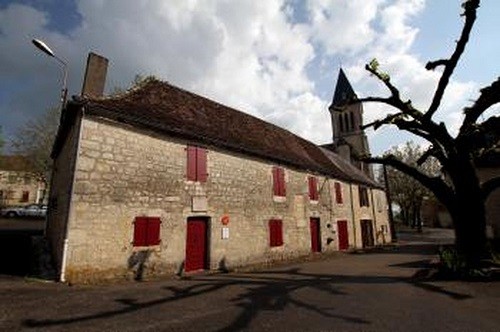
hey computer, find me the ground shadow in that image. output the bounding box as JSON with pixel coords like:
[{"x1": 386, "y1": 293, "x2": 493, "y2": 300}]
[
  {"x1": 21, "y1": 230, "x2": 472, "y2": 330},
  {"x1": 0, "y1": 229, "x2": 43, "y2": 276}
]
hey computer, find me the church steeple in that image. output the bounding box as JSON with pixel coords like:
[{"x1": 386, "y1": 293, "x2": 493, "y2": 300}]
[
  {"x1": 330, "y1": 68, "x2": 356, "y2": 109},
  {"x1": 327, "y1": 68, "x2": 373, "y2": 178}
]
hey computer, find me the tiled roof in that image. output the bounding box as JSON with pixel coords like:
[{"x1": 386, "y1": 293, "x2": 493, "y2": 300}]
[
  {"x1": 62, "y1": 78, "x2": 379, "y2": 187},
  {"x1": 319, "y1": 148, "x2": 380, "y2": 187},
  {"x1": 0, "y1": 155, "x2": 32, "y2": 172}
]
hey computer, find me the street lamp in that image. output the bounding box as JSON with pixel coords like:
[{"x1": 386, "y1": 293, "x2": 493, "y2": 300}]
[{"x1": 32, "y1": 38, "x2": 68, "y2": 109}]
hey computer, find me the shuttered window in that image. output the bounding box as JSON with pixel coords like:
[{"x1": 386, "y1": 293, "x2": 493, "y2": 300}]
[
  {"x1": 269, "y1": 219, "x2": 283, "y2": 247},
  {"x1": 272, "y1": 167, "x2": 286, "y2": 197},
  {"x1": 133, "y1": 217, "x2": 161, "y2": 247},
  {"x1": 308, "y1": 176, "x2": 319, "y2": 201},
  {"x1": 187, "y1": 145, "x2": 208, "y2": 182},
  {"x1": 21, "y1": 191, "x2": 30, "y2": 203},
  {"x1": 334, "y1": 182, "x2": 343, "y2": 204},
  {"x1": 359, "y1": 186, "x2": 370, "y2": 207}
]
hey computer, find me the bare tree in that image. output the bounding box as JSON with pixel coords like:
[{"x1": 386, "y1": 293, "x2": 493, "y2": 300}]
[
  {"x1": 11, "y1": 107, "x2": 60, "y2": 194},
  {"x1": 0, "y1": 126, "x2": 4, "y2": 154},
  {"x1": 380, "y1": 141, "x2": 440, "y2": 228},
  {"x1": 348, "y1": 0, "x2": 500, "y2": 267}
]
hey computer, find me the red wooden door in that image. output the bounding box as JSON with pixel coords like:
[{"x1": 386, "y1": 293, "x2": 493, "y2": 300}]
[
  {"x1": 310, "y1": 218, "x2": 321, "y2": 252},
  {"x1": 185, "y1": 218, "x2": 207, "y2": 272},
  {"x1": 337, "y1": 220, "x2": 349, "y2": 250}
]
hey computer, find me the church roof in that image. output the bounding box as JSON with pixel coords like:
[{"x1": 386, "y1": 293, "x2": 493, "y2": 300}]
[
  {"x1": 54, "y1": 78, "x2": 380, "y2": 187},
  {"x1": 330, "y1": 68, "x2": 356, "y2": 109}
]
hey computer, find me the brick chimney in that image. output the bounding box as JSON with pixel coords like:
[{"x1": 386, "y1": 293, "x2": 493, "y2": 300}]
[{"x1": 81, "y1": 52, "x2": 108, "y2": 98}]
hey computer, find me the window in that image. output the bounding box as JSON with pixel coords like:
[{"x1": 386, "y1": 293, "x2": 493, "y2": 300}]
[
  {"x1": 308, "y1": 176, "x2": 319, "y2": 201},
  {"x1": 186, "y1": 145, "x2": 208, "y2": 182},
  {"x1": 133, "y1": 217, "x2": 161, "y2": 247},
  {"x1": 272, "y1": 167, "x2": 286, "y2": 197},
  {"x1": 21, "y1": 191, "x2": 30, "y2": 203},
  {"x1": 269, "y1": 219, "x2": 283, "y2": 247},
  {"x1": 359, "y1": 186, "x2": 370, "y2": 207},
  {"x1": 334, "y1": 182, "x2": 343, "y2": 204},
  {"x1": 8, "y1": 174, "x2": 16, "y2": 184}
]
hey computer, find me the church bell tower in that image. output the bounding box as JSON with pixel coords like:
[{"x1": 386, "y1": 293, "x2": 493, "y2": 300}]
[{"x1": 328, "y1": 68, "x2": 373, "y2": 178}]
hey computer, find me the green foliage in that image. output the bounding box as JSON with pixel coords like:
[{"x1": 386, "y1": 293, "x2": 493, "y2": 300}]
[
  {"x1": 438, "y1": 246, "x2": 486, "y2": 278},
  {"x1": 110, "y1": 74, "x2": 160, "y2": 96},
  {"x1": 368, "y1": 58, "x2": 390, "y2": 81}
]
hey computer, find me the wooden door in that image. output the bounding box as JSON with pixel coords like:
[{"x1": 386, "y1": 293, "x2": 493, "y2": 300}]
[
  {"x1": 185, "y1": 218, "x2": 208, "y2": 272},
  {"x1": 337, "y1": 220, "x2": 349, "y2": 250},
  {"x1": 361, "y1": 220, "x2": 374, "y2": 248},
  {"x1": 309, "y1": 218, "x2": 321, "y2": 252}
]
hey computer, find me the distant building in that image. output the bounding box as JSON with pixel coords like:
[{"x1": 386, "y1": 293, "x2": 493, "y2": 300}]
[
  {"x1": 46, "y1": 56, "x2": 392, "y2": 283},
  {"x1": 0, "y1": 155, "x2": 46, "y2": 207}
]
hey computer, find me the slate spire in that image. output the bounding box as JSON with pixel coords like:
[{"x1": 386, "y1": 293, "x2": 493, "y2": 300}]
[{"x1": 329, "y1": 68, "x2": 356, "y2": 109}]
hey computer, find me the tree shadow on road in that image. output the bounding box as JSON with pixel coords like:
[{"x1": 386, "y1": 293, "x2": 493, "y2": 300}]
[{"x1": 21, "y1": 254, "x2": 474, "y2": 331}]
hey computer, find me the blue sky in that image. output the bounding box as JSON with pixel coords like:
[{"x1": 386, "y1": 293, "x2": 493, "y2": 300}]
[{"x1": 0, "y1": 0, "x2": 498, "y2": 156}]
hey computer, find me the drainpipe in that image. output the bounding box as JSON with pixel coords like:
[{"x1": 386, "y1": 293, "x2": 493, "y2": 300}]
[
  {"x1": 60, "y1": 106, "x2": 84, "y2": 282},
  {"x1": 349, "y1": 184, "x2": 357, "y2": 248}
]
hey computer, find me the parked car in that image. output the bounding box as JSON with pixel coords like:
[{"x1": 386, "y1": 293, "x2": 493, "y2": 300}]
[{"x1": 1, "y1": 204, "x2": 48, "y2": 219}]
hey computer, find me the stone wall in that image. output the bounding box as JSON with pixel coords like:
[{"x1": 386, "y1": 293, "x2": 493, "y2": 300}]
[
  {"x1": 478, "y1": 167, "x2": 500, "y2": 239},
  {"x1": 55, "y1": 115, "x2": 389, "y2": 283}
]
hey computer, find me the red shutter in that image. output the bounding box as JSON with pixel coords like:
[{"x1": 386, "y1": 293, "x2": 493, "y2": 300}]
[
  {"x1": 277, "y1": 220, "x2": 283, "y2": 246},
  {"x1": 21, "y1": 191, "x2": 30, "y2": 202},
  {"x1": 146, "y1": 217, "x2": 161, "y2": 246},
  {"x1": 186, "y1": 146, "x2": 197, "y2": 181},
  {"x1": 133, "y1": 217, "x2": 148, "y2": 246},
  {"x1": 335, "y1": 182, "x2": 343, "y2": 204},
  {"x1": 279, "y1": 168, "x2": 286, "y2": 197},
  {"x1": 308, "y1": 177, "x2": 318, "y2": 200},
  {"x1": 269, "y1": 219, "x2": 283, "y2": 247},
  {"x1": 272, "y1": 167, "x2": 280, "y2": 196},
  {"x1": 196, "y1": 147, "x2": 208, "y2": 182}
]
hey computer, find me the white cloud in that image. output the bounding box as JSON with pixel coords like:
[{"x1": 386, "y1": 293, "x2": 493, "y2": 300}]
[
  {"x1": 0, "y1": 0, "x2": 492, "y2": 157},
  {"x1": 306, "y1": 0, "x2": 385, "y2": 55}
]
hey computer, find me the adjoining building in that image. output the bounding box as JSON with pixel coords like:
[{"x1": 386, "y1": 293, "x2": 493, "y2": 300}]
[
  {"x1": 0, "y1": 155, "x2": 47, "y2": 208},
  {"x1": 46, "y1": 54, "x2": 391, "y2": 283}
]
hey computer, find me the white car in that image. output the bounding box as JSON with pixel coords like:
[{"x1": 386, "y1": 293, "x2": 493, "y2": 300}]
[{"x1": 1, "y1": 204, "x2": 48, "y2": 218}]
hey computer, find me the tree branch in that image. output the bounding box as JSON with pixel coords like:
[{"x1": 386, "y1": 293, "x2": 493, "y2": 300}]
[
  {"x1": 362, "y1": 155, "x2": 454, "y2": 206},
  {"x1": 425, "y1": 0, "x2": 480, "y2": 120},
  {"x1": 425, "y1": 59, "x2": 448, "y2": 70},
  {"x1": 482, "y1": 177, "x2": 500, "y2": 200},
  {"x1": 365, "y1": 63, "x2": 401, "y2": 100},
  {"x1": 461, "y1": 77, "x2": 500, "y2": 131}
]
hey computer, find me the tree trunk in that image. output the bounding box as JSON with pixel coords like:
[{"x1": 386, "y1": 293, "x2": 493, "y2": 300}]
[
  {"x1": 447, "y1": 157, "x2": 489, "y2": 268},
  {"x1": 450, "y1": 198, "x2": 487, "y2": 268}
]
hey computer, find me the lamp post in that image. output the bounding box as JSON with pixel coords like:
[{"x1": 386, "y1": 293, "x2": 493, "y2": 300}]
[{"x1": 32, "y1": 38, "x2": 68, "y2": 109}]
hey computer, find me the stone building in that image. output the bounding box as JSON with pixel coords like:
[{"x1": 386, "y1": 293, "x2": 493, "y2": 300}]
[
  {"x1": 46, "y1": 59, "x2": 391, "y2": 283},
  {"x1": 0, "y1": 155, "x2": 46, "y2": 208}
]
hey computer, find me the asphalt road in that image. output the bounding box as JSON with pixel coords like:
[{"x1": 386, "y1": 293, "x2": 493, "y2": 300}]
[{"x1": 0, "y1": 228, "x2": 499, "y2": 332}]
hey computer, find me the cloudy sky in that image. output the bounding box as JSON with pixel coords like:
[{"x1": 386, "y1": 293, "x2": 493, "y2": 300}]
[{"x1": 0, "y1": 0, "x2": 498, "y2": 155}]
